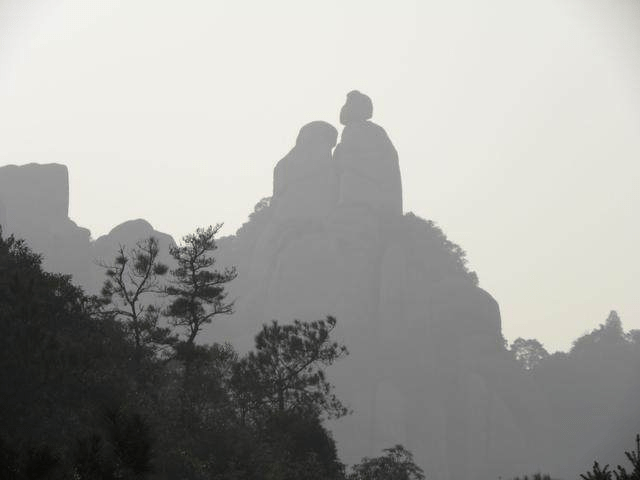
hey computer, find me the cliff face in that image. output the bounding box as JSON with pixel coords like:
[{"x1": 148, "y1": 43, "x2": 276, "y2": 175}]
[
  {"x1": 0, "y1": 163, "x2": 93, "y2": 287},
  {"x1": 213, "y1": 92, "x2": 535, "y2": 480},
  {"x1": 0, "y1": 164, "x2": 175, "y2": 294},
  {"x1": 0, "y1": 163, "x2": 70, "y2": 223}
]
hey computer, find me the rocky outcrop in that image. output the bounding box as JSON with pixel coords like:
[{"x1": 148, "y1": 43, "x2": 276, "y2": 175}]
[
  {"x1": 334, "y1": 90, "x2": 403, "y2": 217},
  {"x1": 3, "y1": 94, "x2": 636, "y2": 480},
  {"x1": 89, "y1": 219, "x2": 176, "y2": 293},
  {"x1": 212, "y1": 92, "x2": 533, "y2": 480},
  {"x1": 0, "y1": 163, "x2": 70, "y2": 224},
  {"x1": 0, "y1": 163, "x2": 93, "y2": 287},
  {"x1": 0, "y1": 164, "x2": 175, "y2": 294},
  {"x1": 272, "y1": 121, "x2": 339, "y2": 222}
]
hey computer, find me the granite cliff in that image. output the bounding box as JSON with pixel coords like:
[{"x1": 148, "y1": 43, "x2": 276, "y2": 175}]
[{"x1": 212, "y1": 92, "x2": 538, "y2": 479}]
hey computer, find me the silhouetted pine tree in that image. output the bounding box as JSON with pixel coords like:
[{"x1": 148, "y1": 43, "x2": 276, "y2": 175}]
[
  {"x1": 581, "y1": 462, "x2": 613, "y2": 480},
  {"x1": 166, "y1": 225, "x2": 237, "y2": 348},
  {"x1": 100, "y1": 237, "x2": 175, "y2": 362},
  {"x1": 581, "y1": 435, "x2": 640, "y2": 480},
  {"x1": 229, "y1": 316, "x2": 349, "y2": 422},
  {"x1": 348, "y1": 445, "x2": 425, "y2": 480},
  {"x1": 614, "y1": 435, "x2": 640, "y2": 480}
]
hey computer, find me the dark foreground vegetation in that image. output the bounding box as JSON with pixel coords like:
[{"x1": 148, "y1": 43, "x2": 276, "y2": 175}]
[
  {"x1": 579, "y1": 435, "x2": 640, "y2": 480},
  {"x1": 0, "y1": 227, "x2": 638, "y2": 480},
  {"x1": 0, "y1": 228, "x2": 425, "y2": 480}
]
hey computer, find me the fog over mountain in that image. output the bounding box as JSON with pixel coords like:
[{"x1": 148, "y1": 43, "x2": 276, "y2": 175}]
[{"x1": 1, "y1": 91, "x2": 638, "y2": 480}]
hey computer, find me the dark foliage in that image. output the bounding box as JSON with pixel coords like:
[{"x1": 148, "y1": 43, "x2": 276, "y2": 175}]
[
  {"x1": 0, "y1": 231, "x2": 357, "y2": 479},
  {"x1": 7, "y1": 227, "x2": 640, "y2": 480},
  {"x1": 510, "y1": 338, "x2": 549, "y2": 371},
  {"x1": 582, "y1": 462, "x2": 613, "y2": 480},
  {"x1": 512, "y1": 474, "x2": 552, "y2": 480},
  {"x1": 582, "y1": 435, "x2": 640, "y2": 480},
  {"x1": 348, "y1": 445, "x2": 425, "y2": 480},
  {"x1": 166, "y1": 224, "x2": 237, "y2": 346},
  {"x1": 259, "y1": 412, "x2": 344, "y2": 479},
  {"x1": 230, "y1": 316, "x2": 349, "y2": 424},
  {"x1": 99, "y1": 237, "x2": 176, "y2": 361},
  {"x1": 403, "y1": 212, "x2": 478, "y2": 286},
  {"x1": 0, "y1": 233, "x2": 136, "y2": 456},
  {"x1": 613, "y1": 434, "x2": 640, "y2": 480}
]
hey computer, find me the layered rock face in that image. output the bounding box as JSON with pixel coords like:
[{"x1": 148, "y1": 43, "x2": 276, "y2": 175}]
[{"x1": 214, "y1": 92, "x2": 535, "y2": 480}]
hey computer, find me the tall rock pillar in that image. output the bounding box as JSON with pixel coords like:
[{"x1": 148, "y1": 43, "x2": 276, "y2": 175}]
[{"x1": 334, "y1": 90, "x2": 403, "y2": 217}]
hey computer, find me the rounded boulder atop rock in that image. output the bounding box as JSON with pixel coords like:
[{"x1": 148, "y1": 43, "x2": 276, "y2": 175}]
[
  {"x1": 340, "y1": 90, "x2": 373, "y2": 125},
  {"x1": 335, "y1": 91, "x2": 403, "y2": 216}
]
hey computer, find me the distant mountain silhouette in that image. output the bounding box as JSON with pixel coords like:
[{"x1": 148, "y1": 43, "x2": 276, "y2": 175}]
[
  {"x1": 0, "y1": 165, "x2": 175, "y2": 294},
  {"x1": 1, "y1": 92, "x2": 638, "y2": 480},
  {"x1": 0, "y1": 163, "x2": 93, "y2": 287}
]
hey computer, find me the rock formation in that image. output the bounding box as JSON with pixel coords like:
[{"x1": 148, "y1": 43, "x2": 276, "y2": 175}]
[
  {"x1": 0, "y1": 163, "x2": 93, "y2": 287},
  {"x1": 212, "y1": 92, "x2": 536, "y2": 480},
  {"x1": 89, "y1": 218, "x2": 176, "y2": 292},
  {"x1": 0, "y1": 164, "x2": 175, "y2": 294},
  {"x1": 4, "y1": 94, "x2": 634, "y2": 480},
  {"x1": 334, "y1": 90, "x2": 402, "y2": 216},
  {"x1": 272, "y1": 121, "x2": 339, "y2": 222}
]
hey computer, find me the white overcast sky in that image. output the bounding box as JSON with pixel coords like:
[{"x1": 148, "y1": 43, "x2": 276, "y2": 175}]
[{"x1": 1, "y1": 0, "x2": 639, "y2": 351}]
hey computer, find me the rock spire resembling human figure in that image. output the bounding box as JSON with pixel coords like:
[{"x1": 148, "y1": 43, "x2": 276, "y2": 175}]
[
  {"x1": 271, "y1": 121, "x2": 339, "y2": 222},
  {"x1": 334, "y1": 90, "x2": 403, "y2": 216}
]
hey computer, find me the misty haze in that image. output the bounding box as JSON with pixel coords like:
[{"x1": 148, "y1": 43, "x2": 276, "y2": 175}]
[{"x1": 1, "y1": 2, "x2": 639, "y2": 480}]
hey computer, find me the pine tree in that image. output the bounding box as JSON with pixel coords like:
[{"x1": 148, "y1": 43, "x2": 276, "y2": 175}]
[
  {"x1": 230, "y1": 316, "x2": 349, "y2": 423},
  {"x1": 581, "y1": 462, "x2": 613, "y2": 480},
  {"x1": 165, "y1": 225, "x2": 237, "y2": 347},
  {"x1": 348, "y1": 445, "x2": 425, "y2": 480},
  {"x1": 100, "y1": 237, "x2": 175, "y2": 362},
  {"x1": 614, "y1": 434, "x2": 640, "y2": 480}
]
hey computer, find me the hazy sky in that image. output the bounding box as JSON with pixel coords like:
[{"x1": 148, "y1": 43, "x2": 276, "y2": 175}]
[{"x1": 1, "y1": 0, "x2": 639, "y2": 351}]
